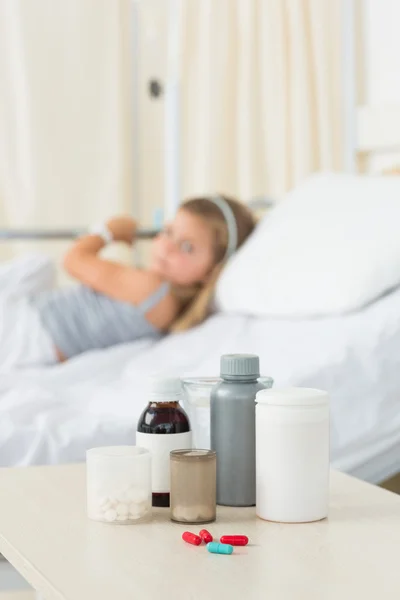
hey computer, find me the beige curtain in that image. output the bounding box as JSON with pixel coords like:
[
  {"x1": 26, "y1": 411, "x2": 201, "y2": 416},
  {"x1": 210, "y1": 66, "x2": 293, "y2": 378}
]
[
  {"x1": 0, "y1": 0, "x2": 133, "y2": 264},
  {"x1": 0, "y1": 0, "x2": 345, "y2": 267},
  {"x1": 181, "y1": 0, "x2": 344, "y2": 200}
]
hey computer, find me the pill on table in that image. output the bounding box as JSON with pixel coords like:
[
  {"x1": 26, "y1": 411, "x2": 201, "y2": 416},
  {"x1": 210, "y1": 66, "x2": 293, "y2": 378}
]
[
  {"x1": 99, "y1": 499, "x2": 112, "y2": 511},
  {"x1": 182, "y1": 531, "x2": 202, "y2": 546},
  {"x1": 220, "y1": 535, "x2": 249, "y2": 546},
  {"x1": 207, "y1": 542, "x2": 233, "y2": 555},
  {"x1": 116, "y1": 503, "x2": 129, "y2": 516},
  {"x1": 129, "y1": 502, "x2": 148, "y2": 518},
  {"x1": 104, "y1": 508, "x2": 117, "y2": 522},
  {"x1": 199, "y1": 529, "x2": 213, "y2": 544},
  {"x1": 129, "y1": 509, "x2": 144, "y2": 520}
]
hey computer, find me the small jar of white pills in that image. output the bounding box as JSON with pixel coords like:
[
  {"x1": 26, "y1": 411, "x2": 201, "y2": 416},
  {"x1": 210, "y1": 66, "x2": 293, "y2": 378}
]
[{"x1": 86, "y1": 446, "x2": 151, "y2": 524}]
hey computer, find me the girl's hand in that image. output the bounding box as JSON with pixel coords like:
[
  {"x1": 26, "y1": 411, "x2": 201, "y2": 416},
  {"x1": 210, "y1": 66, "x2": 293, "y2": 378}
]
[{"x1": 106, "y1": 216, "x2": 137, "y2": 245}]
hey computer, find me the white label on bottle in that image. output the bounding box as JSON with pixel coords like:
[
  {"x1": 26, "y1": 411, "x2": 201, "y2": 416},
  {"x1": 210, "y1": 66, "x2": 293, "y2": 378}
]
[{"x1": 136, "y1": 431, "x2": 192, "y2": 493}]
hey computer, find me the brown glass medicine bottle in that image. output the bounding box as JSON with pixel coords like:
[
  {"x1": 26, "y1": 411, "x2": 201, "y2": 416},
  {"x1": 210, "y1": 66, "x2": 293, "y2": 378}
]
[{"x1": 136, "y1": 377, "x2": 192, "y2": 507}]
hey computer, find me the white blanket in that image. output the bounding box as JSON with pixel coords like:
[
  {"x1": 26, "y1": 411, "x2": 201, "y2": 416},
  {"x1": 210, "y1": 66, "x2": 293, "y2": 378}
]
[{"x1": 1, "y1": 280, "x2": 400, "y2": 482}]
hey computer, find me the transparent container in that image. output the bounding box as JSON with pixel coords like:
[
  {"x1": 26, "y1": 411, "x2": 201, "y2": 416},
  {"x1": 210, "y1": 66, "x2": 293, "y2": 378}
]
[
  {"x1": 182, "y1": 376, "x2": 273, "y2": 449},
  {"x1": 86, "y1": 446, "x2": 151, "y2": 524},
  {"x1": 170, "y1": 449, "x2": 217, "y2": 524},
  {"x1": 182, "y1": 378, "x2": 220, "y2": 449}
]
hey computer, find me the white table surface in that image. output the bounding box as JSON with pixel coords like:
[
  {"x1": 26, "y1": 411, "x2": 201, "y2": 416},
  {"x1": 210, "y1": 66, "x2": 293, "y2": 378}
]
[{"x1": 0, "y1": 465, "x2": 399, "y2": 600}]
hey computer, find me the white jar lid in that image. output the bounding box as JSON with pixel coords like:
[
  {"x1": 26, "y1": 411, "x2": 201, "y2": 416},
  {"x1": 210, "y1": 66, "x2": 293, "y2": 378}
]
[{"x1": 256, "y1": 387, "x2": 329, "y2": 407}]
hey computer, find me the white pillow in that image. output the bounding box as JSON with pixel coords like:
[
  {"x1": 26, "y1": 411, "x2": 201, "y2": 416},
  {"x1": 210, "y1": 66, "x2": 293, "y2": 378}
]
[{"x1": 216, "y1": 172, "x2": 400, "y2": 317}]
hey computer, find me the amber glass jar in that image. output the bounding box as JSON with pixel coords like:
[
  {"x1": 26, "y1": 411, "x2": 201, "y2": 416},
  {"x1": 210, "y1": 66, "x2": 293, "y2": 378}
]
[{"x1": 170, "y1": 449, "x2": 216, "y2": 523}]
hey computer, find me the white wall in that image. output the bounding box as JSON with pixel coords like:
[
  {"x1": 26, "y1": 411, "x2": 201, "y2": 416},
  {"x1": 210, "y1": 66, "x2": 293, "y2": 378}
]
[
  {"x1": 364, "y1": 0, "x2": 400, "y2": 171},
  {"x1": 365, "y1": 0, "x2": 400, "y2": 105}
]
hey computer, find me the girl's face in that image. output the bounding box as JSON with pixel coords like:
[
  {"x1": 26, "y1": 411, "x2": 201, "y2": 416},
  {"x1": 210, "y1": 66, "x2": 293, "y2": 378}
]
[{"x1": 149, "y1": 209, "x2": 216, "y2": 286}]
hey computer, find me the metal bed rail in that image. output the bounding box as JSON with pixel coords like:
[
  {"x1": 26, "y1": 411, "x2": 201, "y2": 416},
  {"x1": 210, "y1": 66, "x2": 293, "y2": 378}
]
[
  {"x1": 0, "y1": 198, "x2": 274, "y2": 242},
  {"x1": 0, "y1": 228, "x2": 159, "y2": 241}
]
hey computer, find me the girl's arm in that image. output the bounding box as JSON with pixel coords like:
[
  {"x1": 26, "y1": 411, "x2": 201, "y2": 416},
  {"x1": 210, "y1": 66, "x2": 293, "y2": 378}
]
[{"x1": 63, "y1": 216, "x2": 163, "y2": 306}]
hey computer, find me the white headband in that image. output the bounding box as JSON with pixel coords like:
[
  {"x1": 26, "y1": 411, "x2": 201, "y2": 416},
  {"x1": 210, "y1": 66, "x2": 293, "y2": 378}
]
[{"x1": 208, "y1": 195, "x2": 238, "y2": 260}]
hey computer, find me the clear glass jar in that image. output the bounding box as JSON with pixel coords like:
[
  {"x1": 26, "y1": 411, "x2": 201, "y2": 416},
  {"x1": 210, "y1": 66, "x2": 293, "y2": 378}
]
[
  {"x1": 170, "y1": 449, "x2": 217, "y2": 524},
  {"x1": 182, "y1": 376, "x2": 273, "y2": 449},
  {"x1": 182, "y1": 378, "x2": 220, "y2": 449},
  {"x1": 86, "y1": 446, "x2": 151, "y2": 524}
]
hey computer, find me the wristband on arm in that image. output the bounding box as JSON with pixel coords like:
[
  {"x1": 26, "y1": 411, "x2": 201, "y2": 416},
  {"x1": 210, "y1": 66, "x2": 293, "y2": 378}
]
[{"x1": 88, "y1": 223, "x2": 114, "y2": 245}]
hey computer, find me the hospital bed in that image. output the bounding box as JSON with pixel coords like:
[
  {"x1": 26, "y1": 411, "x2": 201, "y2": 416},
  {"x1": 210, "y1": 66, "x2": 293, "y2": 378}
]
[
  {"x1": 0, "y1": 276, "x2": 399, "y2": 486},
  {"x1": 0, "y1": 159, "x2": 400, "y2": 486},
  {"x1": 0, "y1": 168, "x2": 399, "y2": 489}
]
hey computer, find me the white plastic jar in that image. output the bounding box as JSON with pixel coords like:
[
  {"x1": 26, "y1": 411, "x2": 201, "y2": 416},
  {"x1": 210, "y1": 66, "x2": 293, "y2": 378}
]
[
  {"x1": 255, "y1": 387, "x2": 330, "y2": 523},
  {"x1": 86, "y1": 446, "x2": 151, "y2": 524}
]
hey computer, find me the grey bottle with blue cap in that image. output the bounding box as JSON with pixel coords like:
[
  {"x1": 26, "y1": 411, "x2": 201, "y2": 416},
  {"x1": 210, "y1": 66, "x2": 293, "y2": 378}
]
[{"x1": 211, "y1": 354, "x2": 269, "y2": 506}]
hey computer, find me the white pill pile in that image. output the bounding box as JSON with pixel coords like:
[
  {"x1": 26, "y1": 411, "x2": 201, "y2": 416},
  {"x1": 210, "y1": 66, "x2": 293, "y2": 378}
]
[
  {"x1": 93, "y1": 487, "x2": 150, "y2": 523},
  {"x1": 172, "y1": 504, "x2": 215, "y2": 524}
]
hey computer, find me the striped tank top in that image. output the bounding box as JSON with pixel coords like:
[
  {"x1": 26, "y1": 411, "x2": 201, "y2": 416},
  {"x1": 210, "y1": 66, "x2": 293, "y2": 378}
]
[{"x1": 30, "y1": 283, "x2": 169, "y2": 359}]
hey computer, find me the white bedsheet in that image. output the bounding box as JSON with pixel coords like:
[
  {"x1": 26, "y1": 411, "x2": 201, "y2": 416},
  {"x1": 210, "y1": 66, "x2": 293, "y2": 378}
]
[{"x1": 1, "y1": 285, "x2": 400, "y2": 483}]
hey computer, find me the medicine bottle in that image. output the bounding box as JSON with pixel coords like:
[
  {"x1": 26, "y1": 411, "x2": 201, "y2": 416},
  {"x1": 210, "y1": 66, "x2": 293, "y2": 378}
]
[
  {"x1": 210, "y1": 354, "x2": 267, "y2": 507},
  {"x1": 255, "y1": 387, "x2": 330, "y2": 523},
  {"x1": 136, "y1": 377, "x2": 192, "y2": 507}
]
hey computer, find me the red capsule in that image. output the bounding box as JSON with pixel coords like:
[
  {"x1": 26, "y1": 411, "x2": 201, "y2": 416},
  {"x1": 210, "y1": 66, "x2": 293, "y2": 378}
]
[
  {"x1": 182, "y1": 531, "x2": 202, "y2": 546},
  {"x1": 220, "y1": 535, "x2": 249, "y2": 546},
  {"x1": 199, "y1": 529, "x2": 213, "y2": 544}
]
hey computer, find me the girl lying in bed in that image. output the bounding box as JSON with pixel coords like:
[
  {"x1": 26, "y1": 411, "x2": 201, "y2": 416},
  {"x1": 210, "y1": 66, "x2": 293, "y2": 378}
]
[{"x1": 0, "y1": 196, "x2": 255, "y2": 371}]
